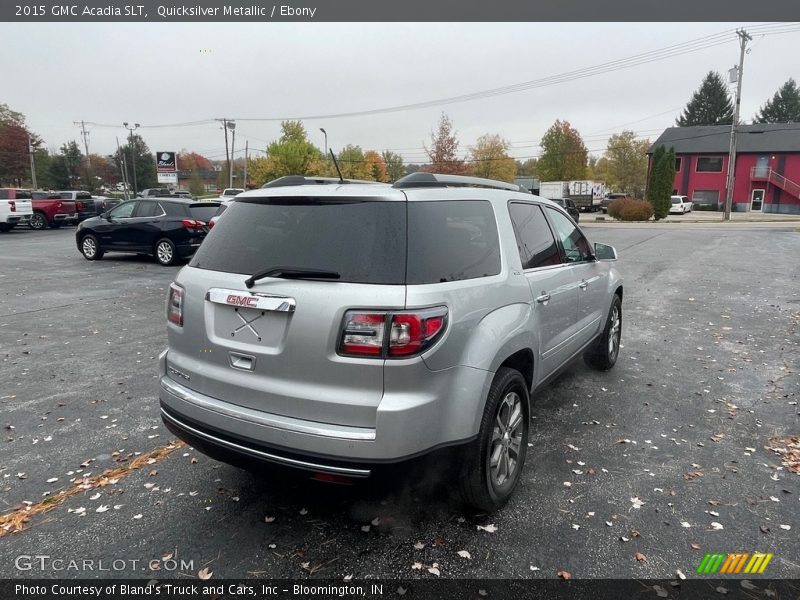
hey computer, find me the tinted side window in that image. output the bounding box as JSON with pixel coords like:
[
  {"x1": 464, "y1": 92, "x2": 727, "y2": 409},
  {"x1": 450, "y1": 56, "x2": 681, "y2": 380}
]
[
  {"x1": 508, "y1": 202, "x2": 560, "y2": 269},
  {"x1": 546, "y1": 208, "x2": 593, "y2": 263},
  {"x1": 134, "y1": 201, "x2": 163, "y2": 217},
  {"x1": 76, "y1": 192, "x2": 92, "y2": 200},
  {"x1": 110, "y1": 201, "x2": 136, "y2": 219},
  {"x1": 162, "y1": 202, "x2": 188, "y2": 217},
  {"x1": 407, "y1": 200, "x2": 500, "y2": 284},
  {"x1": 188, "y1": 205, "x2": 220, "y2": 222},
  {"x1": 0, "y1": 190, "x2": 8, "y2": 200},
  {"x1": 15, "y1": 190, "x2": 32, "y2": 199}
]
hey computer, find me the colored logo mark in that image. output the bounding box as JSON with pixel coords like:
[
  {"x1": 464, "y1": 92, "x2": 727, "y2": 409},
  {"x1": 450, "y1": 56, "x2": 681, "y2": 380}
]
[{"x1": 696, "y1": 552, "x2": 773, "y2": 574}]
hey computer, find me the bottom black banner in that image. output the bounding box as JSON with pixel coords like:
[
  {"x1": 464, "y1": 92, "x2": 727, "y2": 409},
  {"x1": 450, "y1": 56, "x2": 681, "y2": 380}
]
[{"x1": 2, "y1": 579, "x2": 799, "y2": 600}]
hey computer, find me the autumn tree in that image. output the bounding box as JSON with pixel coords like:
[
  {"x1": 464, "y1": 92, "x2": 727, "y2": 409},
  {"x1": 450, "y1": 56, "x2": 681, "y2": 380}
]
[
  {"x1": 381, "y1": 151, "x2": 405, "y2": 182},
  {"x1": 676, "y1": 71, "x2": 734, "y2": 126},
  {"x1": 754, "y1": 78, "x2": 800, "y2": 123},
  {"x1": 178, "y1": 150, "x2": 213, "y2": 172},
  {"x1": 468, "y1": 134, "x2": 516, "y2": 182},
  {"x1": 334, "y1": 145, "x2": 370, "y2": 180},
  {"x1": 516, "y1": 158, "x2": 538, "y2": 176},
  {"x1": 537, "y1": 120, "x2": 587, "y2": 181},
  {"x1": 363, "y1": 150, "x2": 388, "y2": 182},
  {"x1": 422, "y1": 113, "x2": 470, "y2": 175},
  {"x1": 0, "y1": 103, "x2": 43, "y2": 186},
  {"x1": 602, "y1": 130, "x2": 650, "y2": 197},
  {"x1": 46, "y1": 142, "x2": 84, "y2": 190}
]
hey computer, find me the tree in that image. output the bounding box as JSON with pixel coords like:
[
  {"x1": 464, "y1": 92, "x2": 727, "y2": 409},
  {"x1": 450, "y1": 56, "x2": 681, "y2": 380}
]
[
  {"x1": 676, "y1": 71, "x2": 734, "y2": 126},
  {"x1": 178, "y1": 150, "x2": 213, "y2": 172},
  {"x1": 754, "y1": 78, "x2": 800, "y2": 123},
  {"x1": 248, "y1": 120, "x2": 323, "y2": 185},
  {"x1": 469, "y1": 134, "x2": 517, "y2": 182},
  {"x1": 422, "y1": 113, "x2": 470, "y2": 175},
  {"x1": 0, "y1": 103, "x2": 43, "y2": 186},
  {"x1": 114, "y1": 134, "x2": 157, "y2": 192},
  {"x1": 46, "y1": 141, "x2": 84, "y2": 190},
  {"x1": 336, "y1": 145, "x2": 372, "y2": 180},
  {"x1": 537, "y1": 120, "x2": 587, "y2": 181},
  {"x1": 601, "y1": 130, "x2": 650, "y2": 197},
  {"x1": 382, "y1": 151, "x2": 405, "y2": 182},
  {"x1": 516, "y1": 158, "x2": 538, "y2": 177},
  {"x1": 363, "y1": 150, "x2": 388, "y2": 182},
  {"x1": 188, "y1": 171, "x2": 206, "y2": 196},
  {"x1": 646, "y1": 145, "x2": 674, "y2": 220},
  {"x1": 0, "y1": 102, "x2": 25, "y2": 126}
]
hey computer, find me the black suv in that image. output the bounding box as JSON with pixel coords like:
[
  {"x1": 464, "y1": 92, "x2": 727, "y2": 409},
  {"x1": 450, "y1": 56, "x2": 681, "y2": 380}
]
[{"x1": 76, "y1": 198, "x2": 220, "y2": 266}]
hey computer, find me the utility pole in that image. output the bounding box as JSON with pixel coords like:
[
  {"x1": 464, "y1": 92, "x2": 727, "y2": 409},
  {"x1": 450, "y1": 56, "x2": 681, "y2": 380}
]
[
  {"x1": 28, "y1": 134, "x2": 38, "y2": 189},
  {"x1": 217, "y1": 118, "x2": 232, "y2": 187},
  {"x1": 115, "y1": 136, "x2": 130, "y2": 201},
  {"x1": 243, "y1": 140, "x2": 249, "y2": 189},
  {"x1": 723, "y1": 28, "x2": 752, "y2": 221},
  {"x1": 229, "y1": 123, "x2": 236, "y2": 188},
  {"x1": 74, "y1": 120, "x2": 91, "y2": 168},
  {"x1": 123, "y1": 122, "x2": 140, "y2": 195}
]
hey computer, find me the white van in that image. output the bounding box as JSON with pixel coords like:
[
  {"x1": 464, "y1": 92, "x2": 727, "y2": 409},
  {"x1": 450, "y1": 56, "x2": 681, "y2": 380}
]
[{"x1": 669, "y1": 195, "x2": 693, "y2": 214}]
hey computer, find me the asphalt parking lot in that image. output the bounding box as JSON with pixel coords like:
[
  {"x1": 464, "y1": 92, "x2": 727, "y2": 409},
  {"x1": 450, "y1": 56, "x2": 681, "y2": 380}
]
[{"x1": 1, "y1": 223, "x2": 798, "y2": 580}]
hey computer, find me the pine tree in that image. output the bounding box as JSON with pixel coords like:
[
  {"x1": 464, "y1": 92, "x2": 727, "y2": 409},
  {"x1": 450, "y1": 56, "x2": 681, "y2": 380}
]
[
  {"x1": 754, "y1": 79, "x2": 800, "y2": 123},
  {"x1": 646, "y1": 145, "x2": 674, "y2": 220},
  {"x1": 676, "y1": 71, "x2": 734, "y2": 126}
]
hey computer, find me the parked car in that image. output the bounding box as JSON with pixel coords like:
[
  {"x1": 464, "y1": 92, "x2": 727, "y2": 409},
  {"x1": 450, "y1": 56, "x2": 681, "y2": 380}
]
[
  {"x1": 57, "y1": 191, "x2": 97, "y2": 221},
  {"x1": 601, "y1": 193, "x2": 628, "y2": 213},
  {"x1": 218, "y1": 188, "x2": 244, "y2": 203},
  {"x1": 0, "y1": 188, "x2": 34, "y2": 231},
  {"x1": 92, "y1": 195, "x2": 122, "y2": 213},
  {"x1": 29, "y1": 192, "x2": 78, "y2": 229},
  {"x1": 172, "y1": 190, "x2": 194, "y2": 200},
  {"x1": 76, "y1": 199, "x2": 220, "y2": 266},
  {"x1": 138, "y1": 188, "x2": 172, "y2": 198},
  {"x1": 669, "y1": 195, "x2": 693, "y2": 214},
  {"x1": 158, "y1": 172, "x2": 623, "y2": 511},
  {"x1": 549, "y1": 197, "x2": 580, "y2": 222}
]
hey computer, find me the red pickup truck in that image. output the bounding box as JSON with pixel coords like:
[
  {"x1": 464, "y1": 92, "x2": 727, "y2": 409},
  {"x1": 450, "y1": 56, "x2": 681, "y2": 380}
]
[{"x1": 29, "y1": 191, "x2": 78, "y2": 230}]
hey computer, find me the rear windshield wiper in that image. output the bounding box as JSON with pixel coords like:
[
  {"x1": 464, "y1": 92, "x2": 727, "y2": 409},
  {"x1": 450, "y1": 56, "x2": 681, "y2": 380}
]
[{"x1": 245, "y1": 267, "x2": 341, "y2": 288}]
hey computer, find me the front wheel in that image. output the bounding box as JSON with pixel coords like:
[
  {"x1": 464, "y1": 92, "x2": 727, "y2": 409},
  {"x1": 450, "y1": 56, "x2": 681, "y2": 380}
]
[
  {"x1": 584, "y1": 295, "x2": 622, "y2": 370},
  {"x1": 29, "y1": 212, "x2": 48, "y2": 230},
  {"x1": 80, "y1": 234, "x2": 104, "y2": 260},
  {"x1": 154, "y1": 238, "x2": 177, "y2": 266},
  {"x1": 459, "y1": 367, "x2": 529, "y2": 512}
]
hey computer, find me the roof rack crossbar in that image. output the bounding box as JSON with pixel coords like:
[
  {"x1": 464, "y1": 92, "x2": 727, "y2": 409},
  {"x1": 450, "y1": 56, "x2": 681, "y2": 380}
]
[
  {"x1": 392, "y1": 172, "x2": 530, "y2": 193},
  {"x1": 260, "y1": 175, "x2": 377, "y2": 189}
]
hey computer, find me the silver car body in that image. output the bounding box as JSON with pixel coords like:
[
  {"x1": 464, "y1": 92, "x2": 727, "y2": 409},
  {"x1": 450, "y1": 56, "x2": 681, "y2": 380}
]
[{"x1": 159, "y1": 182, "x2": 622, "y2": 476}]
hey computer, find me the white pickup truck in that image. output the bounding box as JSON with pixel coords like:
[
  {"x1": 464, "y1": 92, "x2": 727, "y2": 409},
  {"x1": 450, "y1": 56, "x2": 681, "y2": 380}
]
[{"x1": 0, "y1": 188, "x2": 34, "y2": 232}]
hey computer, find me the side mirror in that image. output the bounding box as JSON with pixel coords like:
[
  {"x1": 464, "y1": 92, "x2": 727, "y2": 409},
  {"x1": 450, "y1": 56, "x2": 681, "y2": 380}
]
[{"x1": 594, "y1": 243, "x2": 618, "y2": 260}]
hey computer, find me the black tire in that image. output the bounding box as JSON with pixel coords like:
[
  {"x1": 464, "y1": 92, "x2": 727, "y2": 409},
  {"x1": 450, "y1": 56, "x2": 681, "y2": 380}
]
[
  {"x1": 80, "y1": 234, "x2": 104, "y2": 260},
  {"x1": 29, "y1": 212, "x2": 48, "y2": 230},
  {"x1": 0, "y1": 224, "x2": 10, "y2": 233},
  {"x1": 458, "y1": 367, "x2": 529, "y2": 512},
  {"x1": 583, "y1": 294, "x2": 622, "y2": 371},
  {"x1": 154, "y1": 238, "x2": 177, "y2": 266}
]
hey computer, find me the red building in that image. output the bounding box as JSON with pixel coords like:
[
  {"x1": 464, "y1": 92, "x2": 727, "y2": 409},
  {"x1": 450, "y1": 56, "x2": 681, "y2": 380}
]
[{"x1": 648, "y1": 123, "x2": 800, "y2": 214}]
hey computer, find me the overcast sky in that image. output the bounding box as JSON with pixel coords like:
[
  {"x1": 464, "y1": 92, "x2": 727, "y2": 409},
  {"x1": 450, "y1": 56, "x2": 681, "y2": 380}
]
[{"x1": 2, "y1": 22, "x2": 799, "y2": 164}]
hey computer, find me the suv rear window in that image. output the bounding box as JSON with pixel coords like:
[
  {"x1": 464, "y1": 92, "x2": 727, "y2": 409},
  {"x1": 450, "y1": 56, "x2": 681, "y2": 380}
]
[
  {"x1": 188, "y1": 204, "x2": 220, "y2": 222},
  {"x1": 190, "y1": 197, "x2": 501, "y2": 285}
]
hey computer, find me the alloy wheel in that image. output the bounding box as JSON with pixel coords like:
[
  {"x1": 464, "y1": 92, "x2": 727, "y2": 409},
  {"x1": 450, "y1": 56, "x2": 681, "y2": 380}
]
[{"x1": 489, "y1": 391, "x2": 524, "y2": 487}]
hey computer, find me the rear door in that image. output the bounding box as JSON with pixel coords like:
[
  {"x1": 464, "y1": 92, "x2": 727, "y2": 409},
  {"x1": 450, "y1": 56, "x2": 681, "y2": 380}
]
[
  {"x1": 169, "y1": 193, "x2": 407, "y2": 428},
  {"x1": 129, "y1": 200, "x2": 166, "y2": 251},
  {"x1": 508, "y1": 201, "x2": 580, "y2": 379}
]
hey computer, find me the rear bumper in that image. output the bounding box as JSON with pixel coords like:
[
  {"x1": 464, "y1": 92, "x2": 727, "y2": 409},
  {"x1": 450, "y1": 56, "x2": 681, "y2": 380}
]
[
  {"x1": 4, "y1": 214, "x2": 31, "y2": 224},
  {"x1": 158, "y1": 349, "x2": 488, "y2": 468}
]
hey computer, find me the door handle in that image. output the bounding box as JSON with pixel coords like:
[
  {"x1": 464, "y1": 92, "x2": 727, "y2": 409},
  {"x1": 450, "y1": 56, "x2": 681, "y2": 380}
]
[
  {"x1": 579, "y1": 280, "x2": 588, "y2": 289},
  {"x1": 535, "y1": 294, "x2": 551, "y2": 303}
]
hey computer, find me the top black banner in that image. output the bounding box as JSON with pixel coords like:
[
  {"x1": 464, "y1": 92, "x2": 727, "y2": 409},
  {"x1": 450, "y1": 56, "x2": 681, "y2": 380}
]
[{"x1": 2, "y1": 0, "x2": 800, "y2": 22}]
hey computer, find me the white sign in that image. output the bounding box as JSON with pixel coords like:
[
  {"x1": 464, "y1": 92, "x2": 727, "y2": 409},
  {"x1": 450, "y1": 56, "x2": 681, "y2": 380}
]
[{"x1": 157, "y1": 172, "x2": 178, "y2": 184}]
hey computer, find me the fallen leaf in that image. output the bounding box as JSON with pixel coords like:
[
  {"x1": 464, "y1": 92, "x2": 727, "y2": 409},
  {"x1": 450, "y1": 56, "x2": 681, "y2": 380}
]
[
  {"x1": 635, "y1": 552, "x2": 647, "y2": 562},
  {"x1": 197, "y1": 567, "x2": 212, "y2": 580},
  {"x1": 740, "y1": 581, "x2": 757, "y2": 591},
  {"x1": 653, "y1": 585, "x2": 668, "y2": 598},
  {"x1": 133, "y1": 514, "x2": 143, "y2": 520},
  {"x1": 476, "y1": 524, "x2": 497, "y2": 533},
  {"x1": 691, "y1": 543, "x2": 701, "y2": 550},
  {"x1": 89, "y1": 493, "x2": 101, "y2": 500},
  {"x1": 529, "y1": 566, "x2": 540, "y2": 571},
  {"x1": 95, "y1": 505, "x2": 109, "y2": 513},
  {"x1": 716, "y1": 586, "x2": 728, "y2": 595},
  {"x1": 681, "y1": 521, "x2": 692, "y2": 528},
  {"x1": 779, "y1": 524, "x2": 791, "y2": 530},
  {"x1": 299, "y1": 508, "x2": 308, "y2": 515},
  {"x1": 264, "y1": 516, "x2": 276, "y2": 523},
  {"x1": 710, "y1": 522, "x2": 724, "y2": 530},
  {"x1": 457, "y1": 550, "x2": 471, "y2": 559},
  {"x1": 630, "y1": 497, "x2": 645, "y2": 509},
  {"x1": 676, "y1": 569, "x2": 686, "y2": 580},
  {"x1": 413, "y1": 542, "x2": 425, "y2": 550},
  {"x1": 558, "y1": 570, "x2": 572, "y2": 580},
  {"x1": 760, "y1": 526, "x2": 770, "y2": 534}
]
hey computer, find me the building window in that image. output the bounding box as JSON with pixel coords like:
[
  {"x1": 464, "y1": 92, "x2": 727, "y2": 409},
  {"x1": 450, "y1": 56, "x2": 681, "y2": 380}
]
[
  {"x1": 696, "y1": 157, "x2": 724, "y2": 172},
  {"x1": 675, "y1": 157, "x2": 682, "y2": 172},
  {"x1": 692, "y1": 190, "x2": 721, "y2": 210}
]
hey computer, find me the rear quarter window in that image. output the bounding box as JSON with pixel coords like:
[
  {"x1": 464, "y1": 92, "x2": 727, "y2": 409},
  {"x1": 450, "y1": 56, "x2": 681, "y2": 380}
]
[
  {"x1": 188, "y1": 205, "x2": 220, "y2": 221},
  {"x1": 406, "y1": 200, "x2": 500, "y2": 284}
]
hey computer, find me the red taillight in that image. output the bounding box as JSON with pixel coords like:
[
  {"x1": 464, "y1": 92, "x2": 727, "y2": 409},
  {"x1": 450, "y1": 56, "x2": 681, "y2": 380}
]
[
  {"x1": 339, "y1": 307, "x2": 447, "y2": 358},
  {"x1": 9, "y1": 201, "x2": 15, "y2": 212},
  {"x1": 167, "y1": 283, "x2": 184, "y2": 326},
  {"x1": 340, "y1": 313, "x2": 385, "y2": 356},
  {"x1": 181, "y1": 219, "x2": 206, "y2": 229}
]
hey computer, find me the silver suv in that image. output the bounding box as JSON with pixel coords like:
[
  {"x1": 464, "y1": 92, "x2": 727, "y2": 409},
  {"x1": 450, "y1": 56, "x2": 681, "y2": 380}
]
[{"x1": 159, "y1": 173, "x2": 623, "y2": 511}]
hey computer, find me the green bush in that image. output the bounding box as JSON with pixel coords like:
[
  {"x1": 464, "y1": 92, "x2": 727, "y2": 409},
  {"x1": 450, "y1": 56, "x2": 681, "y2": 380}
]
[{"x1": 608, "y1": 197, "x2": 654, "y2": 221}]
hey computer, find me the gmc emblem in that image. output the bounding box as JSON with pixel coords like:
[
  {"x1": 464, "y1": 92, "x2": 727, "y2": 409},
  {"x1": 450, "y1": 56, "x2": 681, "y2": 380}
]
[{"x1": 226, "y1": 294, "x2": 258, "y2": 308}]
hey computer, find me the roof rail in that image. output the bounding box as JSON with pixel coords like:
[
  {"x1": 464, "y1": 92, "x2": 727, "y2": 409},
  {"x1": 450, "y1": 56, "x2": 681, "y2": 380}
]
[
  {"x1": 392, "y1": 172, "x2": 531, "y2": 193},
  {"x1": 261, "y1": 175, "x2": 378, "y2": 188}
]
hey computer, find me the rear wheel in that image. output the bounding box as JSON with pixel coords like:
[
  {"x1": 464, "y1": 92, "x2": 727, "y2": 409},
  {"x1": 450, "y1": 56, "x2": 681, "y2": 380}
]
[
  {"x1": 154, "y1": 238, "x2": 176, "y2": 266},
  {"x1": 29, "y1": 212, "x2": 48, "y2": 230},
  {"x1": 80, "y1": 234, "x2": 103, "y2": 260},
  {"x1": 459, "y1": 367, "x2": 529, "y2": 512},
  {"x1": 584, "y1": 295, "x2": 622, "y2": 371}
]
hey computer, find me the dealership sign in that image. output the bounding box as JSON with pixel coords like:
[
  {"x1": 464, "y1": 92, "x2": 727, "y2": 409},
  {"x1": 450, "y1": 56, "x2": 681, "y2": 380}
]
[{"x1": 156, "y1": 151, "x2": 176, "y2": 173}]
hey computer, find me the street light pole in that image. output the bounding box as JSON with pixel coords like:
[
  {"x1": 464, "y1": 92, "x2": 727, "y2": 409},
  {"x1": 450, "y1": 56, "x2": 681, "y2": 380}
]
[
  {"x1": 123, "y1": 122, "x2": 140, "y2": 195},
  {"x1": 723, "y1": 29, "x2": 751, "y2": 221},
  {"x1": 227, "y1": 122, "x2": 236, "y2": 188},
  {"x1": 320, "y1": 128, "x2": 327, "y2": 156}
]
